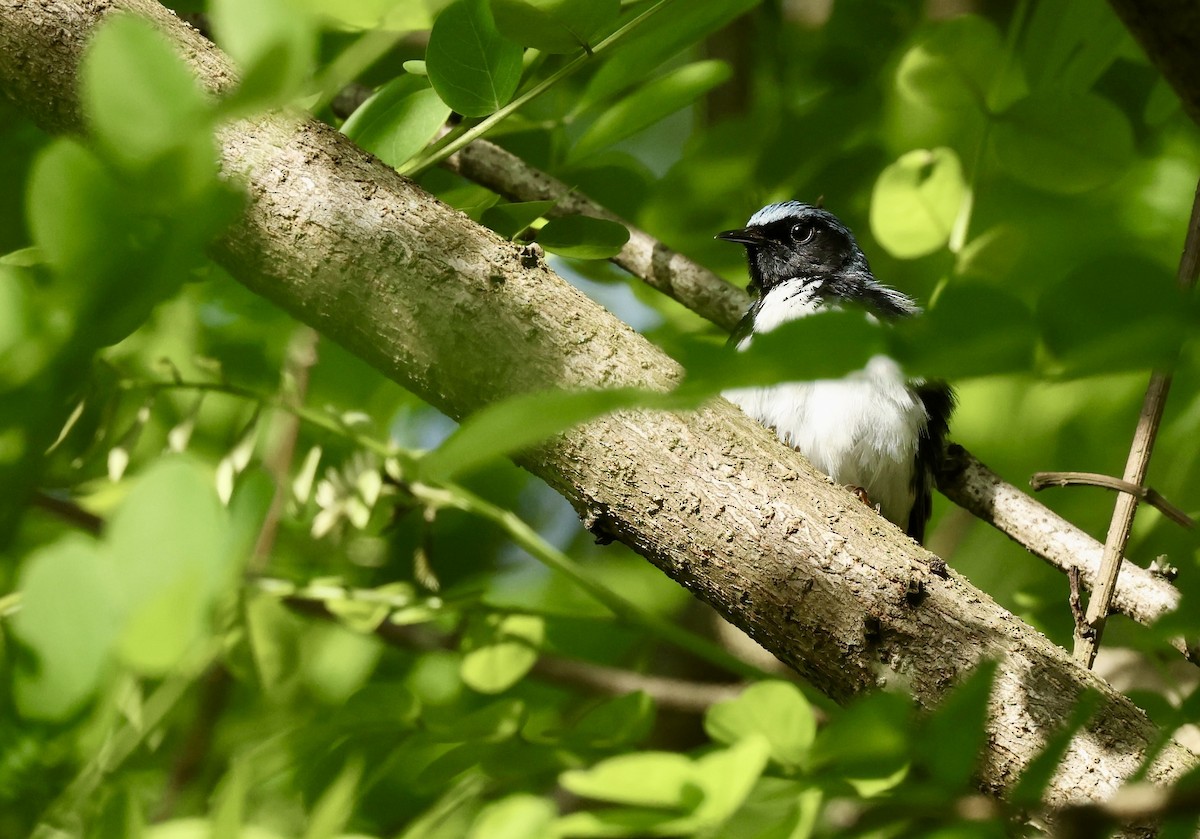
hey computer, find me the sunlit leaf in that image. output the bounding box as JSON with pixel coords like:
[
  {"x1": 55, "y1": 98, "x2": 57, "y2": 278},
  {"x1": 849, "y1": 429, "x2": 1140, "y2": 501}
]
[
  {"x1": 426, "y1": 0, "x2": 524, "y2": 117},
  {"x1": 341, "y1": 76, "x2": 451, "y2": 168},
  {"x1": 211, "y1": 0, "x2": 317, "y2": 107},
  {"x1": 573, "y1": 61, "x2": 731, "y2": 160},
  {"x1": 81, "y1": 15, "x2": 210, "y2": 173},
  {"x1": 704, "y1": 681, "x2": 816, "y2": 771},
  {"x1": 560, "y1": 751, "x2": 696, "y2": 809},
  {"x1": 468, "y1": 793, "x2": 556, "y2": 839},
  {"x1": 106, "y1": 457, "x2": 233, "y2": 674},
  {"x1": 871, "y1": 147, "x2": 965, "y2": 259},
  {"x1": 12, "y1": 537, "x2": 121, "y2": 720},
  {"x1": 460, "y1": 613, "x2": 544, "y2": 694}
]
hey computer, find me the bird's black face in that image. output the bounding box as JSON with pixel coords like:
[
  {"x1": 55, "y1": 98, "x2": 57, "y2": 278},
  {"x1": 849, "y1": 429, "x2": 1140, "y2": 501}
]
[{"x1": 717, "y1": 203, "x2": 865, "y2": 296}]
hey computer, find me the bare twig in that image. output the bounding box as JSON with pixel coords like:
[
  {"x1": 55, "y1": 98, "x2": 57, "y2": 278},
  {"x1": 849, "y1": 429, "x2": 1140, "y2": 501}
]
[
  {"x1": 1031, "y1": 470, "x2": 1195, "y2": 530},
  {"x1": 1075, "y1": 180, "x2": 1200, "y2": 669},
  {"x1": 32, "y1": 491, "x2": 103, "y2": 535}
]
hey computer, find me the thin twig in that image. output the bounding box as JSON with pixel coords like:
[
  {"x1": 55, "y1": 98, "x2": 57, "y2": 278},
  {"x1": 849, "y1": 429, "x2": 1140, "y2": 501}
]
[
  {"x1": 1075, "y1": 179, "x2": 1200, "y2": 669},
  {"x1": 1031, "y1": 470, "x2": 1194, "y2": 529}
]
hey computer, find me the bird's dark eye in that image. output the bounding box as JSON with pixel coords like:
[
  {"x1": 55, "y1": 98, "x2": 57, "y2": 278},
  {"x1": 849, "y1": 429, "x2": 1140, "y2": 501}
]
[{"x1": 790, "y1": 223, "x2": 816, "y2": 244}]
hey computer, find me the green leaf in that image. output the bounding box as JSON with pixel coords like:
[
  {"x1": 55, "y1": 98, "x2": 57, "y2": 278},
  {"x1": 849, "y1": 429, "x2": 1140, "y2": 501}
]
[
  {"x1": 302, "y1": 0, "x2": 434, "y2": 31},
  {"x1": 704, "y1": 682, "x2": 816, "y2": 771},
  {"x1": 560, "y1": 751, "x2": 697, "y2": 809},
  {"x1": 917, "y1": 661, "x2": 997, "y2": 788},
  {"x1": 27, "y1": 139, "x2": 131, "y2": 285},
  {"x1": 1022, "y1": 0, "x2": 1128, "y2": 92},
  {"x1": 691, "y1": 737, "x2": 772, "y2": 824},
  {"x1": 537, "y1": 215, "x2": 630, "y2": 259},
  {"x1": 460, "y1": 613, "x2": 544, "y2": 694},
  {"x1": 419, "y1": 385, "x2": 659, "y2": 482},
  {"x1": 106, "y1": 457, "x2": 233, "y2": 674},
  {"x1": 573, "y1": 61, "x2": 731, "y2": 160},
  {"x1": 341, "y1": 76, "x2": 451, "y2": 169},
  {"x1": 428, "y1": 699, "x2": 526, "y2": 742},
  {"x1": 553, "y1": 808, "x2": 699, "y2": 838},
  {"x1": 710, "y1": 778, "x2": 821, "y2": 839},
  {"x1": 1010, "y1": 690, "x2": 1100, "y2": 807},
  {"x1": 870, "y1": 147, "x2": 965, "y2": 259},
  {"x1": 481, "y1": 200, "x2": 557, "y2": 240},
  {"x1": 468, "y1": 793, "x2": 556, "y2": 839},
  {"x1": 993, "y1": 91, "x2": 1134, "y2": 194},
  {"x1": 569, "y1": 691, "x2": 656, "y2": 749},
  {"x1": 426, "y1": 0, "x2": 524, "y2": 117},
  {"x1": 210, "y1": 0, "x2": 317, "y2": 107},
  {"x1": 584, "y1": 0, "x2": 758, "y2": 105},
  {"x1": 810, "y1": 691, "x2": 911, "y2": 780},
  {"x1": 81, "y1": 15, "x2": 210, "y2": 173},
  {"x1": 894, "y1": 284, "x2": 1036, "y2": 379},
  {"x1": 681, "y1": 310, "x2": 888, "y2": 395},
  {"x1": 894, "y1": 16, "x2": 1016, "y2": 113},
  {"x1": 12, "y1": 536, "x2": 121, "y2": 720},
  {"x1": 1037, "y1": 254, "x2": 1184, "y2": 375},
  {"x1": 491, "y1": 0, "x2": 619, "y2": 53},
  {"x1": 303, "y1": 756, "x2": 362, "y2": 839}
]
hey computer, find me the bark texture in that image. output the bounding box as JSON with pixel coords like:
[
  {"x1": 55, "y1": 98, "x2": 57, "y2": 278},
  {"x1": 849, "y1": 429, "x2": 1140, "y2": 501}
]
[
  {"x1": 0, "y1": 0, "x2": 1195, "y2": 817},
  {"x1": 1107, "y1": 0, "x2": 1200, "y2": 127}
]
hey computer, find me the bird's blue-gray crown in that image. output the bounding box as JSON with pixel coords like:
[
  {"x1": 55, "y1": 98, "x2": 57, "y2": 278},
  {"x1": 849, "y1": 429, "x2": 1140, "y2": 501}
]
[{"x1": 717, "y1": 201, "x2": 918, "y2": 319}]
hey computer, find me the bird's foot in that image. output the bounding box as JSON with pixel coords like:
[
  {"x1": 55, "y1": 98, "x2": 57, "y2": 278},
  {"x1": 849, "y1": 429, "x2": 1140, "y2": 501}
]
[{"x1": 847, "y1": 485, "x2": 882, "y2": 514}]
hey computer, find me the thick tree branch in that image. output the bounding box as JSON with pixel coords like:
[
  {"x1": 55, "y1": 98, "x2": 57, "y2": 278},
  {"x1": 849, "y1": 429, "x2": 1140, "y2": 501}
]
[
  {"x1": 1, "y1": 0, "x2": 1195, "y2": 818},
  {"x1": 1106, "y1": 0, "x2": 1200, "y2": 128},
  {"x1": 447, "y1": 135, "x2": 1186, "y2": 639}
]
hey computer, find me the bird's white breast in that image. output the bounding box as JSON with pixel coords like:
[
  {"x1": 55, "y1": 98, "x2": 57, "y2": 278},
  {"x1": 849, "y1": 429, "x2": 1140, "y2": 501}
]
[{"x1": 723, "y1": 279, "x2": 926, "y2": 528}]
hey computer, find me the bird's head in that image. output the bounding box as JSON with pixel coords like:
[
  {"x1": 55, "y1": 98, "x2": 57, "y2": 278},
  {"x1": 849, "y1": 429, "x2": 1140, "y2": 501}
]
[{"x1": 716, "y1": 202, "x2": 869, "y2": 297}]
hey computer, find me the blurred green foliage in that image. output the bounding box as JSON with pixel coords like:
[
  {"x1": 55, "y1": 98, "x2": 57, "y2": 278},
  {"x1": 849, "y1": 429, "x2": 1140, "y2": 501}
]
[{"x1": 2, "y1": 0, "x2": 1200, "y2": 836}]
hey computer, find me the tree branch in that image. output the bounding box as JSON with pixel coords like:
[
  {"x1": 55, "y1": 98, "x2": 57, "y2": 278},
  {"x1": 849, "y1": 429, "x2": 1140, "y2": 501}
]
[
  {"x1": 1031, "y1": 470, "x2": 1195, "y2": 530},
  {"x1": 445, "y1": 134, "x2": 1187, "y2": 641},
  {"x1": 1, "y1": 0, "x2": 1195, "y2": 816},
  {"x1": 1106, "y1": 0, "x2": 1200, "y2": 128},
  {"x1": 1075, "y1": 179, "x2": 1200, "y2": 668}
]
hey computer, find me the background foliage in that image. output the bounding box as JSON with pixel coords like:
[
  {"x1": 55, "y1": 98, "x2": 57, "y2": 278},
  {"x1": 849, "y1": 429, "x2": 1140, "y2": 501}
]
[{"x1": 2, "y1": 0, "x2": 1200, "y2": 836}]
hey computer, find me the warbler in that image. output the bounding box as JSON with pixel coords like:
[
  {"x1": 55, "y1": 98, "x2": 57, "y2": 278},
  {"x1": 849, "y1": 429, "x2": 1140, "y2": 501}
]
[{"x1": 717, "y1": 201, "x2": 953, "y2": 543}]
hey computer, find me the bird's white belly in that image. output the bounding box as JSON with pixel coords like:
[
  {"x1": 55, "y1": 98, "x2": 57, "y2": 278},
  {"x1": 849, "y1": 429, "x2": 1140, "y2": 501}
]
[{"x1": 724, "y1": 355, "x2": 925, "y2": 527}]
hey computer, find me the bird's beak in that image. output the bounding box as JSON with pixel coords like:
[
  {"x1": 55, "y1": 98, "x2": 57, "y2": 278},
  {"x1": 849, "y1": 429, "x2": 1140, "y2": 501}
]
[{"x1": 715, "y1": 227, "x2": 765, "y2": 246}]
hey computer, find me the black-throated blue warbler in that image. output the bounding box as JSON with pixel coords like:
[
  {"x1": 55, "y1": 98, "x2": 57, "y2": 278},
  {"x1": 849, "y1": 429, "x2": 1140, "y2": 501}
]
[{"x1": 717, "y1": 201, "x2": 953, "y2": 543}]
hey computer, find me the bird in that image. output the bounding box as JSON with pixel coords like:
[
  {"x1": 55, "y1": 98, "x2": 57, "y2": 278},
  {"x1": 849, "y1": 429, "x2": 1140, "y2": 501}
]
[{"x1": 716, "y1": 200, "x2": 953, "y2": 543}]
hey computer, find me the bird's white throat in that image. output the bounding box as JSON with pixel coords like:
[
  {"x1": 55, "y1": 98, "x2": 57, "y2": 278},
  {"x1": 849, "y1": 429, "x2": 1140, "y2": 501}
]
[{"x1": 723, "y1": 278, "x2": 927, "y2": 528}]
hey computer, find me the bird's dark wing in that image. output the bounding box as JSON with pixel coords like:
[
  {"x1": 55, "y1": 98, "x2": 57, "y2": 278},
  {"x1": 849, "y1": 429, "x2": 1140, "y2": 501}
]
[
  {"x1": 727, "y1": 299, "x2": 760, "y2": 348},
  {"x1": 907, "y1": 381, "x2": 956, "y2": 543}
]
